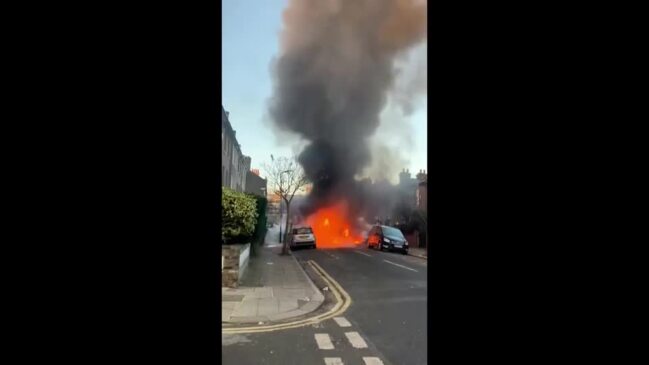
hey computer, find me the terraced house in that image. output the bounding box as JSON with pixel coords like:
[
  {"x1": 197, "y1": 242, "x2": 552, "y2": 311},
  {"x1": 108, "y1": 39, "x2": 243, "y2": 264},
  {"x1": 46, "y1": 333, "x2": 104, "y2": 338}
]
[{"x1": 222, "y1": 106, "x2": 251, "y2": 192}]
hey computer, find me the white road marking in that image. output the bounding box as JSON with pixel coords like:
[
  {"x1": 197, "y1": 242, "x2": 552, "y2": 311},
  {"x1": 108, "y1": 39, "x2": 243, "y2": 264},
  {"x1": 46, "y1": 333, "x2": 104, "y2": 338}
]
[
  {"x1": 344, "y1": 331, "x2": 368, "y2": 348},
  {"x1": 383, "y1": 259, "x2": 418, "y2": 272},
  {"x1": 324, "y1": 358, "x2": 344, "y2": 365},
  {"x1": 353, "y1": 250, "x2": 372, "y2": 257},
  {"x1": 333, "y1": 317, "x2": 352, "y2": 327},
  {"x1": 315, "y1": 333, "x2": 335, "y2": 350},
  {"x1": 362, "y1": 357, "x2": 384, "y2": 365},
  {"x1": 323, "y1": 252, "x2": 339, "y2": 259}
]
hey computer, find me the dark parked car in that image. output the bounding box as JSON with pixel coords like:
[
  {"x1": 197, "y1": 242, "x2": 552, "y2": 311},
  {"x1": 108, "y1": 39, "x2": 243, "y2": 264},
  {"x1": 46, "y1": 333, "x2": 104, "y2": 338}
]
[
  {"x1": 288, "y1": 225, "x2": 317, "y2": 250},
  {"x1": 366, "y1": 225, "x2": 409, "y2": 254}
]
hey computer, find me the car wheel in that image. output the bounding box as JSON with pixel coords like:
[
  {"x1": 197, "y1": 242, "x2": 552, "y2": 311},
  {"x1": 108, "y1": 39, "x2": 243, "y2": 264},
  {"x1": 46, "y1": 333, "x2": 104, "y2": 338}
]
[{"x1": 402, "y1": 250, "x2": 408, "y2": 255}]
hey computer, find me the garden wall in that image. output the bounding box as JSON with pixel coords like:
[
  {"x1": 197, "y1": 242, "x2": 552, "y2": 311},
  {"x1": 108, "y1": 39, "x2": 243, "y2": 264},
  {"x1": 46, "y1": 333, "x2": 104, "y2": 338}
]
[{"x1": 221, "y1": 243, "x2": 250, "y2": 288}]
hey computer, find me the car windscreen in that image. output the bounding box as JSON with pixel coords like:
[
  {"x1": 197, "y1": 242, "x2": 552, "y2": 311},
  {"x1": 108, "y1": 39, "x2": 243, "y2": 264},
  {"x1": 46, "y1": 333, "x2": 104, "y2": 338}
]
[
  {"x1": 382, "y1": 226, "x2": 405, "y2": 239},
  {"x1": 295, "y1": 227, "x2": 312, "y2": 234}
]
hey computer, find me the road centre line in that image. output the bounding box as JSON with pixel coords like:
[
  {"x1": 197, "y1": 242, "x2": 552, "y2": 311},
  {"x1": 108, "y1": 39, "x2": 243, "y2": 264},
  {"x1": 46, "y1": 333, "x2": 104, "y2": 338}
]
[
  {"x1": 353, "y1": 250, "x2": 373, "y2": 257},
  {"x1": 383, "y1": 259, "x2": 418, "y2": 272},
  {"x1": 323, "y1": 251, "x2": 339, "y2": 259}
]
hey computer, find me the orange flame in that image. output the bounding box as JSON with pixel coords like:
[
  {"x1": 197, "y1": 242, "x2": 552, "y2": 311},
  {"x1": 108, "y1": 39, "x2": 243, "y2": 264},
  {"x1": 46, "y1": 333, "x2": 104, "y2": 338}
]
[{"x1": 306, "y1": 201, "x2": 364, "y2": 249}]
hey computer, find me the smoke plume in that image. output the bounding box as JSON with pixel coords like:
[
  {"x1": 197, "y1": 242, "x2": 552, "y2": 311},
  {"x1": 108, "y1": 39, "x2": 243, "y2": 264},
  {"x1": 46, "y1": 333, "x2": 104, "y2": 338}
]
[{"x1": 269, "y1": 0, "x2": 427, "y2": 219}]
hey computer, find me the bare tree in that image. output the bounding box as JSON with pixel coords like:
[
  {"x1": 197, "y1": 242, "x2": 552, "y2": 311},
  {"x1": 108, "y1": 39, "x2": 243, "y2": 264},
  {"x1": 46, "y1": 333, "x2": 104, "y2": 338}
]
[{"x1": 263, "y1": 155, "x2": 309, "y2": 255}]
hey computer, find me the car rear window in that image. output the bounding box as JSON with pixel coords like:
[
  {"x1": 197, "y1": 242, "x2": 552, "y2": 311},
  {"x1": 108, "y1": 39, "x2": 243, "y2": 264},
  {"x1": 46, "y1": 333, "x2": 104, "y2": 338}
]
[{"x1": 296, "y1": 227, "x2": 312, "y2": 234}]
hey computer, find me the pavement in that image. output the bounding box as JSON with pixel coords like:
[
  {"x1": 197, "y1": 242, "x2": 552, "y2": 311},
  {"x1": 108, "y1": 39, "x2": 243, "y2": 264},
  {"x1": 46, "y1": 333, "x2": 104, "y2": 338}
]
[
  {"x1": 408, "y1": 247, "x2": 428, "y2": 259},
  {"x1": 222, "y1": 225, "x2": 324, "y2": 324},
  {"x1": 222, "y1": 245, "x2": 427, "y2": 365}
]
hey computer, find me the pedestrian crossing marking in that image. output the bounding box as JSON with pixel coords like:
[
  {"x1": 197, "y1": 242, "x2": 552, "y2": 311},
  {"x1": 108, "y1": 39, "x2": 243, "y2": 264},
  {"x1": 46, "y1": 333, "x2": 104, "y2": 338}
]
[
  {"x1": 344, "y1": 331, "x2": 368, "y2": 348},
  {"x1": 315, "y1": 333, "x2": 335, "y2": 350},
  {"x1": 324, "y1": 358, "x2": 343, "y2": 365},
  {"x1": 362, "y1": 357, "x2": 384, "y2": 365},
  {"x1": 333, "y1": 317, "x2": 352, "y2": 327}
]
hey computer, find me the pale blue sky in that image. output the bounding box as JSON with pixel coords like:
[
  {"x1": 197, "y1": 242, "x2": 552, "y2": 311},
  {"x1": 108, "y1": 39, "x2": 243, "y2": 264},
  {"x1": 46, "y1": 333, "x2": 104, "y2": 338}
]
[{"x1": 222, "y1": 0, "x2": 427, "y2": 182}]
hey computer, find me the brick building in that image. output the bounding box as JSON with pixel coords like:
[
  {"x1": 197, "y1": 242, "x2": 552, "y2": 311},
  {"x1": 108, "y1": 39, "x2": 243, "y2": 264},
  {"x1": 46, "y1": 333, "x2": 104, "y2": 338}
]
[{"x1": 416, "y1": 179, "x2": 427, "y2": 211}]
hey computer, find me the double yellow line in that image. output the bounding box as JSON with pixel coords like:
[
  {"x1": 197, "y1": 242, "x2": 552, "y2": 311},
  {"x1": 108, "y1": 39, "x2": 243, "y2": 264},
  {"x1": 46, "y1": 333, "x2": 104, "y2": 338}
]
[{"x1": 222, "y1": 260, "x2": 352, "y2": 334}]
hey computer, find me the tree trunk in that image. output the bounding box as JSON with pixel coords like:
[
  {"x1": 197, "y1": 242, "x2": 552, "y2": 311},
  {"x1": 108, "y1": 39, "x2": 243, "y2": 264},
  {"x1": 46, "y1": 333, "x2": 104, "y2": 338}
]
[{"x1": 281, "y1": 202, "x2": 291, "y2": 255}]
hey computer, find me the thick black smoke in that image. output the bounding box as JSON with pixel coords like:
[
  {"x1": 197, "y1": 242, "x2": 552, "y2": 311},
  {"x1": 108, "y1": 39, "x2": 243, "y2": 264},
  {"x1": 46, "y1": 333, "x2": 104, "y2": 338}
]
[{"x1": 269, "y1": 0, "x2": 427, "y2": 221}]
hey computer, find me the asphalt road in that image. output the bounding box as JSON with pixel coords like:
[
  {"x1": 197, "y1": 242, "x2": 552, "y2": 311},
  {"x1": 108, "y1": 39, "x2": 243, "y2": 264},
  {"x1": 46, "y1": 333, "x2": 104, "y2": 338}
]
[{"x1": 222, "y1": 246, "x2": 427, "y2": 365}]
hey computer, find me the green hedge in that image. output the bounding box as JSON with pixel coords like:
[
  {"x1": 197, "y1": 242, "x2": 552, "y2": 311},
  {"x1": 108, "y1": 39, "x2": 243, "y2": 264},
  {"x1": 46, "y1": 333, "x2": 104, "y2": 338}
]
[
  {"x1": 247, "y1": 194, "x2": 268, "y2": 256},
  {"x1": 222, "y1": 188, "x2": 258, "y2": 244}
]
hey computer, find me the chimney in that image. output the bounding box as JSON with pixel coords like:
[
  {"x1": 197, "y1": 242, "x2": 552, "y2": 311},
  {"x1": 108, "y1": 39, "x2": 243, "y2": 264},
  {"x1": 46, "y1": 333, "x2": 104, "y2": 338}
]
[
  {"x1": 399, "y1": 169, "x2": 412, "y2": 185},
  {"x1": 416, "y1": 169, "x2": 427, "y2": 182}
]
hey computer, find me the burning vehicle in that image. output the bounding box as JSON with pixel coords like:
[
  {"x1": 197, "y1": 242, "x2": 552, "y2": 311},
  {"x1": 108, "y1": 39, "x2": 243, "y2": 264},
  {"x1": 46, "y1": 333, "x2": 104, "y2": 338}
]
[{"x1": 304, "y1": 200, "x2": 365, "y2": 249}]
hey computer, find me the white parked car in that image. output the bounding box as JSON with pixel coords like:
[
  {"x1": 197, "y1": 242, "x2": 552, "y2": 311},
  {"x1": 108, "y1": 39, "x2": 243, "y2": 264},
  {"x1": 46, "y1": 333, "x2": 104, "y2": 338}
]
[{"x1": 288, "y1": 225, "x2": 317, "y2": 250}]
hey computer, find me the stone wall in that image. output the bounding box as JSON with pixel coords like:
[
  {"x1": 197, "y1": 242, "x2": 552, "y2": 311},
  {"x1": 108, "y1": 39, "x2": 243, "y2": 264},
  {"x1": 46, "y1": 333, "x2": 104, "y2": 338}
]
[{"x1": 221, "y1": 243, "x2": 250, "y2": 288}]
